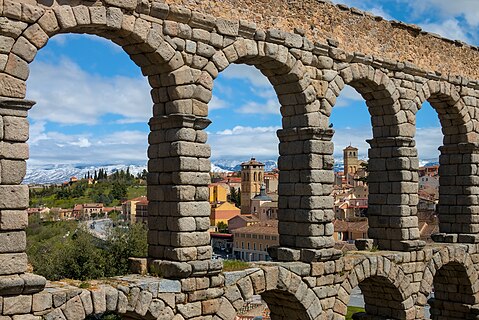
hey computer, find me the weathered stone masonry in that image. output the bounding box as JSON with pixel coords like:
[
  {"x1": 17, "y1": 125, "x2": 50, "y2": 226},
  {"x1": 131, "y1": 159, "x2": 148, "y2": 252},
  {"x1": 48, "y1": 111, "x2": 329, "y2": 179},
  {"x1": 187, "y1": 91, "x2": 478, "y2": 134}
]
[{"x1": 1, "y1": 0, "x2": 479, "y2": 319}]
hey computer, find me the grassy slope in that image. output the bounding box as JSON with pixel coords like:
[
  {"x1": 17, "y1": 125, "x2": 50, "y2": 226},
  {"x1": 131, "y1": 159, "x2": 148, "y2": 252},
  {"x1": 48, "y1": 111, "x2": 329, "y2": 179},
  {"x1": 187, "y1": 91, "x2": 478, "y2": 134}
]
[
  {"x1": 346, "y1": 306, "x2": 365, "y2": 320},
  {"x1": 30, "y1": 185, "x2": 147, "y2": 208}
]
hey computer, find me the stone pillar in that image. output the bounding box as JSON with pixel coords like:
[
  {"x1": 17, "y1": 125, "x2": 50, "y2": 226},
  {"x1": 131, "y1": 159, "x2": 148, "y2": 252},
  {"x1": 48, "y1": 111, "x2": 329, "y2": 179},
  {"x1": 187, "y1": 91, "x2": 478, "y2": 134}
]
[
  {"x1": 0, "y1": 98, "x2": 45, "y2": 294},
  {"x1": 367, "y1": 137, "x2": 425, "y2": 251},
  {"x1": 270, "y1": 127, "x2": 341, "y2": 262},
  {"x1": 147, "y1": 114, "x2": 222, "y2": 278},
  {"x1": 432, "y1": 143, "x2": 479, "y2": 243}
]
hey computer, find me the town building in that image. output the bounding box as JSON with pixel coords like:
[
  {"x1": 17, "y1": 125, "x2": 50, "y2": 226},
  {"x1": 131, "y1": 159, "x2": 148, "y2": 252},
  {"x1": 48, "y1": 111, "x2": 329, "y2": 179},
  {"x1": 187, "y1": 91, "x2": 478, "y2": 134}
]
[
  {"x1": 27, "y1": 207, "x2": 51, "y2": 220},
  {"x1": 240, "y1": 158, "x2": 265, "y2": 214},
  {"x1": 73, "y1": 203, "x2": 104, "y2": 220},
  {"x1": 122, "y1": 196, "x2": 148, "y2": 224},
  {"x1": 210, "y1": 202, "x2": 241, "y2": 228},
  {"x1": 418, "y1": 165, "x2": 439, "y2": 177},
  {"x1": 134, "y1": 198, "x2": 148, "y2": 224},
  {"x1": 228, "y1": 214, "x2": 260, "y2": 232},
  {"x1": 334, "y1": 198, "x2": 368, "y2": 220},
  {"x1": 208, "y1": 183, "x2": 228, "y2": 204},
  {"x1": 232, "y1": 220, "x2": 279, "y2": 261},
  {"x1": 264, "y1": 171, "x2": 279, "y2": 194},
  {"x1": 333, "y1": 220, "x2": 368, "y2": 242},
  {"x1": 250, "y1": 185, "x2": 278, "y2": 220}
]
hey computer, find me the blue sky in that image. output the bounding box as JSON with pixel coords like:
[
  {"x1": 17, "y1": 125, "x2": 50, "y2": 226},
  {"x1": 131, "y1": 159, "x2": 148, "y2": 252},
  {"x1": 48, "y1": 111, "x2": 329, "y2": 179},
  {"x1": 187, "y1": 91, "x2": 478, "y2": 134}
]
[{"x1": 26, "y1": 1, "x2": 479, "y2": 167}]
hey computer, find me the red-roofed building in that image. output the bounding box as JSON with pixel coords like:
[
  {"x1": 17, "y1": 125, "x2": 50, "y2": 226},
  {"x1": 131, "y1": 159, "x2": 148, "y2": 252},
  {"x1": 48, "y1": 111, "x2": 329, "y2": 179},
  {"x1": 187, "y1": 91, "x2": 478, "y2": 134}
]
[
  {"x1": 228, "y1": 214, "x2": 260, "y2": 232},
  {"x1": 232, "y1": 220, "x2": 279, "y2": 261},
  {"x1": 333, "y1": 219, "x2": 368, "y2": 242},
  {"x1": 122, "y1": 196, "x2": 148, "y2": 224}
]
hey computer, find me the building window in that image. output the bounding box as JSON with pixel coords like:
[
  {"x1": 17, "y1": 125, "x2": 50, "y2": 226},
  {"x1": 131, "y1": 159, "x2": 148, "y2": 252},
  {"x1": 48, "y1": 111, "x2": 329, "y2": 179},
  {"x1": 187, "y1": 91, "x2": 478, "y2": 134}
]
[
  {"x1": 241, "y1": 242, "x2": 244, "y2": 249},
  {"x1": 252, "y1": 234, "x2": 257, "y2": 239},
  {"x1": 259, "y1": 235, "x2": 263, "y2": 239},
  {"x1": 253, "y1": 243, "x2": 256, "y2": 250},
  {"x1": 247, "y1": 243, "x2": 250, "y2": 250},
  {"x1": 272, "y1": 236, "x2": 277, "y2": 240}
]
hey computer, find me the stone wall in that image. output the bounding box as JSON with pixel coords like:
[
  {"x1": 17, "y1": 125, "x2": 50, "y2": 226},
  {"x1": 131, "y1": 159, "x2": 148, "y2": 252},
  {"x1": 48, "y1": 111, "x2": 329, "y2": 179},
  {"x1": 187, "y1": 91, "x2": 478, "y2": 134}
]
[
  {"x1": 163, "y1": 0, "x2": 479, "y2": 80},
  {"x1": 0, "y1": 0, "x2": 478, "y2": 319},
  {"x1": 6, "y1": 244, "x2": 478, "y2": 320}
]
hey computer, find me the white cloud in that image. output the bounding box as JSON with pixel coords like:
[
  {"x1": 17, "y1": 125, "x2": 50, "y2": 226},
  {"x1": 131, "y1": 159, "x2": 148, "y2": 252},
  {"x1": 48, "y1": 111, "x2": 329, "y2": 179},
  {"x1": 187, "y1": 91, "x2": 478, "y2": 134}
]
[
  {"x1": 332, "y1": 126, "x2": 372, "y2": 159},
  {"x1": 237, "y1": 98, "x2": 281, "y2": 115},
  {"x1": 209, "y1": 95, "x2": 229, "y2": 111},
  {"x1": 26, "y1": 57, "x2": 152, "y2": 125},
  {"x1": 368, "y1": 6, "x2": 393, "y2": 20},
  {"x1": 221, "y1": 64, "x2": 271, "y2": 88},
  {"x1": 28, "y1": 121, "x2": 148, "y2": 166},
  {"x1": 415, "y1": 127, "x2": 442, "y2": 160},
  {"x1": 407, "y1": 0, "x2": 479, "y2": 27},
  {"x1": 419, "y1": 19, "x2": 471, "y2": 43},
  {"x1": 29, "y1": 120, "x2": 48, "y2": 145},
  {"x1": 209, "y1": 126, "x2": 280, "y2": 159},
  {"x1": 335, "y1": 85, "x2": 364, "y2": 108},
  {"x1": 71, "y1": 138, "x2": 91, "y2": 148}
]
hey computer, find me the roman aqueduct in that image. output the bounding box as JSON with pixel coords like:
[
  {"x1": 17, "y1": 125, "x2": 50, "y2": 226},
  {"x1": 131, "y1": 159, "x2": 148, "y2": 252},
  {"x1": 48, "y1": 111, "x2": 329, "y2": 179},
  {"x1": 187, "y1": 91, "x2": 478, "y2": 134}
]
[{"x1": 1, "y1": 0, "x2": 479, "y2": 319}]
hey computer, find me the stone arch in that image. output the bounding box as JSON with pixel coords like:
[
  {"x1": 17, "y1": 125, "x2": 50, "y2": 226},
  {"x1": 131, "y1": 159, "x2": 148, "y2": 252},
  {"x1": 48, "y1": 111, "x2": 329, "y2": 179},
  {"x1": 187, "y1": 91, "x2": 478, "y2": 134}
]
[
  {"x1": 415, "y1": 80, "x2": 474, "y2": 144},
  {"x1": 327, "y1": 63, "x2": 422, "y2": 251},
  {"x1": 329, "y1": 63, "x2": 403, "y2": 138},
  {"x1": 417, "y1": 246, "x2": 479, "y2": 319},
  {"x1": 3, "y1": 3, "x2": 182, "y2": 100},
  {"x1": 42, "y1": 285, "x2": 176, "y2": 320},
  {"x1": 210, "y1": 38, "x2": 318, "y2": 127},
  {"x1": 222, "y1": 266, "x2": 323, "y2": 320},
  {"x1": 335, "y1": 256, "x2": 415, "y2": 319},
  {"x1": 413, "y1": 81, "x2": 479, "y2": 240}
]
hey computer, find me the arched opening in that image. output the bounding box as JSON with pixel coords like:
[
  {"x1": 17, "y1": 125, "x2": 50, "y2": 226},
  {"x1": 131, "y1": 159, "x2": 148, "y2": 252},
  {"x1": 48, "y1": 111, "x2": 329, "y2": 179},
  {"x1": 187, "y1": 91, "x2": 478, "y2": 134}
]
[
  {"x1": 209, "y1": 62, "x2": 281, "y2": 261},
  {"x1": 415, "y1": 81, "x2": 476, "y2": 242},
  {"x1": 428, "y1": 261, "x2": 477, "y2": 319},
  {"x1": 225, "y1": 268, "x2": 321, "y2": 320},
  {"x1": 415, "y1": 100, "x2": 442, "y2": 243},
  {"x1": 338, "y1": 258, "x2": 415, "y2": 320},
  {"x1": 25, "y1": 31, "x2": 150, "y2": 280},
  {"x1": 351, "y1": 276, "x2": 408, "y2": 319},
  {"x1": 262, "y1": 290, "x2": 310, "y2": 319},
  {"x1": 329, "y1": 64, "x2": 423, "y2": 251},
  {"x1": 330, "y1": 83, "x2": 370, "y2": 237}
]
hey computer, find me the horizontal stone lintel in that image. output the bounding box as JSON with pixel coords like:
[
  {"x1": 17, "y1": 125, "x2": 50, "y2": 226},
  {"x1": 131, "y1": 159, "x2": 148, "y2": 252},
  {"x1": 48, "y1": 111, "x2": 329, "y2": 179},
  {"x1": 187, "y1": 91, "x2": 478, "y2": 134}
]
[{"x1": 0, "y1": 98, "x2": 35, "y2": 117}]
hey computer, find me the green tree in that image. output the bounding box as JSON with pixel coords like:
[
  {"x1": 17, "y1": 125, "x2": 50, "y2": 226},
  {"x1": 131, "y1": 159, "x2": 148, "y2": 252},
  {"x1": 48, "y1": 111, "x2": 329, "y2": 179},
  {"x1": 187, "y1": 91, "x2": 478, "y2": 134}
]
[
  {"x1": 27, "y1": 219, "x2": 147, "y2": 281},
  {"x1": 217, "y1": 221, "x2": 228, "y2": 233},
  {"x1": 104, "y1": 223, "x2": 148, "y2": 276},
  {"x1": 110, "y1": 182, "x2": 127, "y2": 200},
  {"x1": 229, "y1": 187, "x2": 241, "y2": 208}
]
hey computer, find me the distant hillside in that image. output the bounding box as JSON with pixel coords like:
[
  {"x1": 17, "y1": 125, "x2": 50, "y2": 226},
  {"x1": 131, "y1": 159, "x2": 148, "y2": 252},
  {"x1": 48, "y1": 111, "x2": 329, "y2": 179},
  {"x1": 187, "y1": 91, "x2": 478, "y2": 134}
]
[
  {"x1": 25, "y1": 159, "x2": 279, "y2": 185},
  {"x1": 24, "y1": 158, "x2": 438, "y2": 185},
  {"x1": 24, "y1": 164, "x2": 147, "y2": 185}
]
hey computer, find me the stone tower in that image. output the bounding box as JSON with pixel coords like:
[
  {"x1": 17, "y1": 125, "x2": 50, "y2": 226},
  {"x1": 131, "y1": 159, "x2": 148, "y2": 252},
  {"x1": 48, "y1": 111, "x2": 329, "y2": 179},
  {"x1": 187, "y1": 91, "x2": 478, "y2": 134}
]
[
  {"x1": 344, "y1": 145, "x2": 360, "y2": 185},
  {"x1": 240, "y1": 158, "x2": 265, "y2": 214}
]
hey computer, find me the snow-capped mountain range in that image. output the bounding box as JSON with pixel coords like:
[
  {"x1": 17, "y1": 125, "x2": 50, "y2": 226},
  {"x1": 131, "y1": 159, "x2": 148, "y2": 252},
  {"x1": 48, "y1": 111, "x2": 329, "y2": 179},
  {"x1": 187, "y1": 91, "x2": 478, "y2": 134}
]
[
  {"x1": 24, "y1": 159, "x2": 279, "y2": 185},
  {"x1": 24, "y1": 158, "x2": 439, "y2": 185},
  {"x1": 24, "y1": 164, "x2": 148, "y2": 185}
]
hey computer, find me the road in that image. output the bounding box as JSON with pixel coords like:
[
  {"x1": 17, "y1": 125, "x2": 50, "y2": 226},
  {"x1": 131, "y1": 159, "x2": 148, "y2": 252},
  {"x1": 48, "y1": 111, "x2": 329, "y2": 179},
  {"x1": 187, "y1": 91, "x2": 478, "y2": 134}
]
[{"x1": 84, "y1": 218, "x2": 112, "y2": 240}]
